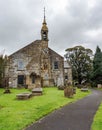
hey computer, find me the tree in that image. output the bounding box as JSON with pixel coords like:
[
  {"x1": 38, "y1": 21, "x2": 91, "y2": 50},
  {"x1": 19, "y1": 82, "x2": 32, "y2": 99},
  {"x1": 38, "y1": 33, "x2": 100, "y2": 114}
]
[
  {"x1": 0, "y1": 55, "x2": 8, "y2": 88},
  {"x1": 91, "y1": 46, "x2": 102, "y2": 86},
  {"x1": 65, "y1": 46, "x2": 93, "y2": 84}
]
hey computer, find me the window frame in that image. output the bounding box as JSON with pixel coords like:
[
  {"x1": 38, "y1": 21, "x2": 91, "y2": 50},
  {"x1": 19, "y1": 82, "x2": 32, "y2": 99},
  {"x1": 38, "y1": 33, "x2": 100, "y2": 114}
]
[
  {"x1": 32, "y1": 75, "x2": 35, "y2": 84},
  {"x1": 54, "y1": 61, "x2": 59, "y2": 70},
  {"x1": 17, "y1": 60, "x2": 24, "y2": 71}
]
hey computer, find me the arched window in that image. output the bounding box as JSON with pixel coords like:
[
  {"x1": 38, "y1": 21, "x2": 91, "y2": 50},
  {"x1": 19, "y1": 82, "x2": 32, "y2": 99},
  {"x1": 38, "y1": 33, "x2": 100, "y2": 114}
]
[
  {"x1": 30, "y1": 72, "x2": 36, "y2": 84},
  {"x1": 18, "y1": 60, "x2": 24, "y2": 70},
  {"x1": 42, "y1": 31, "x2": 47, "y2": 40},
  {"x1": 32, "y1": 75, "x2": 35, "y2": 84}
]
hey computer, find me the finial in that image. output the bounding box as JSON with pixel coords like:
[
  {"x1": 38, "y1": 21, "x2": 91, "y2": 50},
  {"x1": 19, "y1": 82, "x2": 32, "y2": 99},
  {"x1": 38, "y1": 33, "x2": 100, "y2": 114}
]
[
  {"x1": 44, "y1": 7, "x2": 45, "y2": 18},
  {"x1": 43, "y1": 7, "x2": 46, "y2": 24}
]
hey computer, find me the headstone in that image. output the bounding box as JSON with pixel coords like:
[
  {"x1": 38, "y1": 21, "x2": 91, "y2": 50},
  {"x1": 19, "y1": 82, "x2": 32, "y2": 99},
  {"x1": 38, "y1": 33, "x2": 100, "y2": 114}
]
[
  {"x1": 97, "y1": 84, "x2": 102, "y2": 88},
  {"x1": 32, "y1": 87, "x2": 43, "y2": 96},
  {"x1": 16, "y1": 93, "x2": 32, "y2": 100},
  {"x1": 73, "y1": 87, "x2": 76, "y2": 94},
  {"x1": 58, "y1": 85, "x2": 65, "y2": 90},
  {"x1": 81, "y1": 88, "x2": 88, "y2": 92},
  {"x1": 4, "y1": 89, "x2": 11, "y2": 94},
  {"x1": 64, "y1": 87, "x2": 73, "y2": 98}
]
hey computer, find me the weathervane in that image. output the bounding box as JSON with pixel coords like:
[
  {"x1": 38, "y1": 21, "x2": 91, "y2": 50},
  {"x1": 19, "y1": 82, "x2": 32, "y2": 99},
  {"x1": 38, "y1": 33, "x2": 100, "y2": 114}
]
[
  {"x1": 43, "y1": 7, "x2": 46, "y2": 24},
  {"x1": 44, "y1": 7, "x2": 46, "y2": 19}
]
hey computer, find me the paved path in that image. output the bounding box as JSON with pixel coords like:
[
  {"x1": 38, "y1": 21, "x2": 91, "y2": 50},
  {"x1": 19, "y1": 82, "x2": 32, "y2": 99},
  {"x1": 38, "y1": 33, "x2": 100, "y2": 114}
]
[{"x1": 25, "y1": 90, "x2": 102, "y2": 130}]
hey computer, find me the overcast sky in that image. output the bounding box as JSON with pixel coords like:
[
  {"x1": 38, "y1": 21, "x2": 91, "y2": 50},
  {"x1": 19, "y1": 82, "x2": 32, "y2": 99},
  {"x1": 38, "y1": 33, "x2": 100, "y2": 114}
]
[{"x1": 0, "y1": 0, "x2": 102, "y2": 56}]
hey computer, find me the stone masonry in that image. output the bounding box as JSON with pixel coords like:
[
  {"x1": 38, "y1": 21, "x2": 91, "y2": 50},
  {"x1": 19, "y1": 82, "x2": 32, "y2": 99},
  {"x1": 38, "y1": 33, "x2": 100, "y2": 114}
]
[{"x1": 6, "y1": 13, "x2": 72, "y2": 88}]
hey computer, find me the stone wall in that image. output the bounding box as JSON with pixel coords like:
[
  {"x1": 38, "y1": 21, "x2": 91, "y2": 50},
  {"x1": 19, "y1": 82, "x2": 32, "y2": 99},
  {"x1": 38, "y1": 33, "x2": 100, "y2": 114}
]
[
  {"x1": 8, "y1": 40, "x2": 42, "y2": 88},
  {"x1": 49, "y1": 48, "x2": 64, "y2": 86},
  {"x1": 6, "y1": 40, "x2": 72, "y2": 88}
]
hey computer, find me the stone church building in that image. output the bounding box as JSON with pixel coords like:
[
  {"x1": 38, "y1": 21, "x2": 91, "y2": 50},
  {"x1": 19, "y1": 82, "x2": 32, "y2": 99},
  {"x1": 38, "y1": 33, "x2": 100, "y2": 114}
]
[{"x1": 6, "y1": 13, "x2": 72, "y2": 88}]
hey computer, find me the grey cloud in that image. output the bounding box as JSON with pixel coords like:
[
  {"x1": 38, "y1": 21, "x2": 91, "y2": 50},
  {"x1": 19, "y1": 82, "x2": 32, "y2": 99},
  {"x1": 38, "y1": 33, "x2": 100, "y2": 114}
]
[
  {"x1": 0, "y1": 0, "x2": 102, "y2": 56},
  {"x1": 49, "y1": 0, "x2": 102, "y2": 54}
]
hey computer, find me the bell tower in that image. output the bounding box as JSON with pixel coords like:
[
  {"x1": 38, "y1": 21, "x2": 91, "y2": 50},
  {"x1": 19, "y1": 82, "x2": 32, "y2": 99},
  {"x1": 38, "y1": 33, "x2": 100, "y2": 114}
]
[
  {"x1": 41, "y1": 7, "x2": 48, "y2": 41},
  {"x1": 40, "y1": 8, "x2": 51, "y2": 87}
]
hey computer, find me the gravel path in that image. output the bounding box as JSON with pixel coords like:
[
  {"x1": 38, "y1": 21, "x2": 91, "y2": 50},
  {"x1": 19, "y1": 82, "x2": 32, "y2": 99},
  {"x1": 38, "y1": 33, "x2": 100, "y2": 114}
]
[{"x1": 25, "y1": 90, "x2": 102, "y2": 130}]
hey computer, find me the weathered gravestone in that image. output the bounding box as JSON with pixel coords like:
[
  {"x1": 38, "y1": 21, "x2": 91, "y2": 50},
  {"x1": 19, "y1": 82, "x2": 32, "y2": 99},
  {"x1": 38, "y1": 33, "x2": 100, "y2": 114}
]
[
  {"x1": 32, "y1": 87, "x2": 43, "y2": 96},
  {"x1": 64, "y1": 87, "x2": 73, "y2": 98},
  {"x1": 16, "y1": 93, "x2": 32, "y2": 100},
  {"x1": 73, "y1": 87, "x2": 76, "y2": 94},
  {"x1": 4, "y1": 77, "x2": 11, "y2": 94},
  {"x1": 58, "y1": 85, "x2": 65, "y2": 90},
  {"x1": 97, "y1": 84, "x2": 102, "y2": 88},
  {"x1": 81, "y1": 87, "x2": 88, "y2": 92}
]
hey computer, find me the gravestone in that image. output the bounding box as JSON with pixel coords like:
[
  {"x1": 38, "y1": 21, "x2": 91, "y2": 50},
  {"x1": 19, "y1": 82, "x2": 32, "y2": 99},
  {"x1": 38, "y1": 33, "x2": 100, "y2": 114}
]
[
  {"x1": 64, "y1": 87, "x2": 73, "y2": 98},
  {"x1": 16, "y1": 93, "x2": 32, "y2": 100},
  {"x1": 4, "y1": 77, "x2": 11, "y2": 94},
  {"x1": 97, "y1": 84, "x2": 102, "y2": 88},
  {"x1": 81, "y1": 87, "x2": 88, "y2": 92},
  {"x1": 32, "y1": 87, "x2": 43, "y2": 96}
]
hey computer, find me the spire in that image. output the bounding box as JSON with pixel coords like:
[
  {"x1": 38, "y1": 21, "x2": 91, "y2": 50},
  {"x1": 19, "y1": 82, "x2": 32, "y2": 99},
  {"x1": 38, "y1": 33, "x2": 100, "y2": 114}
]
[
  {"x1": 43, "y1": 7, "x2": 46, "y2": 24},
  {"x1": 41, "y1": 7, "x2": 48, "y2": 41},
  {"x1": 43, "y1": 7, "x2": 47, "y2": 25},
  {"x1": 41, "y1": 7, "x2": 48, "y2": 31}
]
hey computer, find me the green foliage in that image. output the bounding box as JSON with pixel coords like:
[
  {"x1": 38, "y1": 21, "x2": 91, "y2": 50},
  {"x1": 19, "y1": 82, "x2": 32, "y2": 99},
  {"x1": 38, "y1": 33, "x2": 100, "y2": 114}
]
[
  {"x1": 91, "y1": 46, "x2": 102, "y2": 86},
  {"x1": 65, "y1": 46, "x2": 93, "y2": 84},
  {"x1": 91, "y1": 103, "x2": 102, "y2": 130},
  {"x1": 0, "y1": 87, "x2": 90, "y2": 130}
]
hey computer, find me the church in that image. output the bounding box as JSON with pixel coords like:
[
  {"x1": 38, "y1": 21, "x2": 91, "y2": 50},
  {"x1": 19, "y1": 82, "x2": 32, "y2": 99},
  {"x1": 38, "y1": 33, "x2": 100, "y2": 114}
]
[{"x1": 6, "y1": 11, "x2": 72, "y2": 88}]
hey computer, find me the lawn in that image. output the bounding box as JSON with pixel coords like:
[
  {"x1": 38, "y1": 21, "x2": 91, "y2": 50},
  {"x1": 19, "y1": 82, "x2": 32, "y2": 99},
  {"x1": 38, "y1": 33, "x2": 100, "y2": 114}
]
[
  {"x1": 91, "y1": 101, "x2": 102, "y2": 130},
  {"x1": 0, "y1": 87, "x2": 90, "y2": 130}
]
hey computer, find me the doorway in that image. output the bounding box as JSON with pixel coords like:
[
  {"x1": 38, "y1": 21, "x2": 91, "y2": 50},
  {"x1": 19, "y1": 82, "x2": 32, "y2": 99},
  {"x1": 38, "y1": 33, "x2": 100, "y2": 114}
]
[{"x1": 17, "y1": 75, "x2": 25, "y2": 86}]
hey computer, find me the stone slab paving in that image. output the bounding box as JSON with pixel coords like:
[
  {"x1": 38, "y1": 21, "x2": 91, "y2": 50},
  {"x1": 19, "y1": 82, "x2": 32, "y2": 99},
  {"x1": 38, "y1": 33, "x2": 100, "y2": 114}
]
[{"x1": 25, "y1": 90, "x2": 102, "y2": 130}]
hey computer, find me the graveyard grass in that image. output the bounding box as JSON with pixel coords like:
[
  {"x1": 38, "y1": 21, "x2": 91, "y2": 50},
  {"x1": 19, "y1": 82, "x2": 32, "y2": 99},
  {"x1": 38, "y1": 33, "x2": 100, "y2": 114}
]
[
  {"x1": 91, "y1": 103, "x2": 102, "y2": 130},
  {"x1": 0, "y1": 87, "x2": 90, "y2": 130}
]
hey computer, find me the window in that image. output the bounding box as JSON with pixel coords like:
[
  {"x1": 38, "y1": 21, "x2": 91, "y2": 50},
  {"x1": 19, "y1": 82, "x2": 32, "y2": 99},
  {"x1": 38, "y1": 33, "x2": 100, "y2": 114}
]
[
  {"x1": 54, "y1": 61, "x2": 59, "y2": 69},
  {"x1": 18, "y1": 75, "x2": 25, "y2": 85},
  {"x1": 32, "y1": 76, "x2": 35, "y2": 84},
  {"x1": 43, "y1": 32, "x2": 47, "y2": 40},
  {"x1": 18, "y1": 60, "x2": 24, "y2": 70},
  {"x1": 65, "y1": 75, "x2": 68, "y2": 80}
]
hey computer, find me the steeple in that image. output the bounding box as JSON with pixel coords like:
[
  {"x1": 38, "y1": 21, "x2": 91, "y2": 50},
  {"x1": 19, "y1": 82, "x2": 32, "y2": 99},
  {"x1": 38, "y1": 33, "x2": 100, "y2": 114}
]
[
  {"x1": 41, "y1": 7, "x2": 48, "y2": 41},
  {"x1": 43, "y1": 7, "x2": 46, "y2": 24}
]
